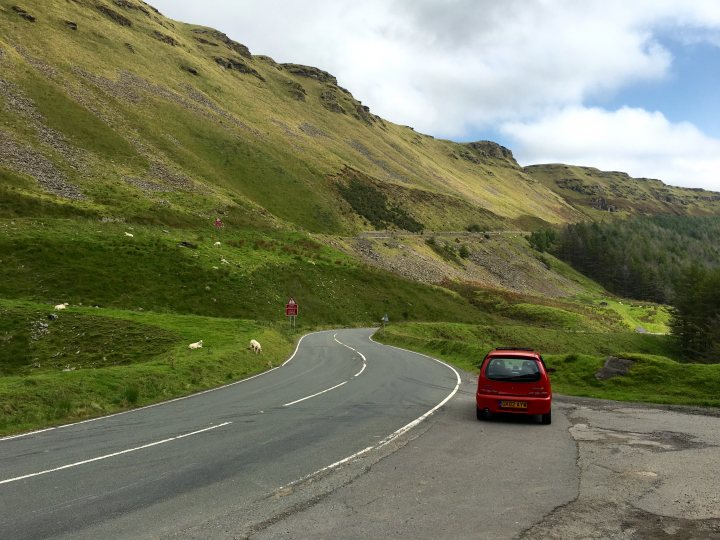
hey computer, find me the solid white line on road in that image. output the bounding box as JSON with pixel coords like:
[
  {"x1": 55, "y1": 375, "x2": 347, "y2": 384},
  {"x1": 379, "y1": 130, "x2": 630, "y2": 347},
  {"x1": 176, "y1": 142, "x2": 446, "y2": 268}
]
[
  {"x1": 353, "y1": 363, "x2": 366, "y2": 377},
  {"x1": 0, "y1": 422, "x2": 232, "y2": 485},
  {"x1": 367, "y1": 334, "x2": 462, "y2": 448},
  {"x1": 273, "y1": 330, "x2": 462, "y2": 493},
  {"x1": 333, "y1": 333, "x2": 367, "y2": 377},
  {"x1": 283, "y1": 381, "x2": 348, "y2": 407}
]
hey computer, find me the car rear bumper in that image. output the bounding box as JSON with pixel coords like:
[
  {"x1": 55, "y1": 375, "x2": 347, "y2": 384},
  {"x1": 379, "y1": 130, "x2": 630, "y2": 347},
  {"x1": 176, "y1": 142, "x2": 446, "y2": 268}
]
[{"x1": 476, "y1": 393, "x2": 552, "y2": 415}]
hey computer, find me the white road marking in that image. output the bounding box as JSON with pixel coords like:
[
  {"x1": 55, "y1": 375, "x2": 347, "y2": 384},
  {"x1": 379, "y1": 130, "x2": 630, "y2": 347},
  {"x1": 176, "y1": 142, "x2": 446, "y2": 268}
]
[
  {"x1": 0, "y1": 422, "x2": 232, "y2": 485},
  {"x1": 283, "y1": 381, "x2": 348, "y2": 407},
  {"x1": 333, "y1": 333, "x2": 367, "y2": 377},
  {"x1": 274, "y1": 330, "x2": 461, "y2": 492},
  {"x1": 2, "y1": 330, "x2": 334, "y2": 443},
  {"x1": 353, "y1": 363, "x2": 366, "y2": 377}
]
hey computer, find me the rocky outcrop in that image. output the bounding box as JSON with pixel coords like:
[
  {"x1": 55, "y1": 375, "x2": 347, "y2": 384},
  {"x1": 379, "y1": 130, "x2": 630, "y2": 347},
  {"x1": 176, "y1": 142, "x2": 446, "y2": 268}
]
[
  {"x1": 11, "y1": 6, "x2": 36, "y2": 22},
  {"x1": 283, "y1": 79, "x2": 306, "y2": 101},
  {"x1": 192, "y1": 28, "x2": 251, "y2": 58},
  {"x1": 458, "y1": 141, "x2": 519, "y2": 168},
  {"x1": 111, "y1": 0, "x2": 150, "y2": 16},
  {"x1": 96, "y1": 5, "x2": 132, "y2": 26},
  {"x1": 281, "y1": 64, "x2": 337, "y2": 84},
  {"x1": 64, "y1": 20, "x2": 78, "y2": 30},
  {"x1": 153, "y1": 30, "x2": 178, "y2": 46},
  {"x1": 180, "y1": 65, "x2": 198, "y2": 76},
  {"x1": 214, "y1": 57, "x2": 264, "y2": 81},
  {"x1": 320, "y1": 90, "x2": 343, "y2": 113},
  {"x1": 193, "y1": 36, "x2": 218, "y2": 47}
]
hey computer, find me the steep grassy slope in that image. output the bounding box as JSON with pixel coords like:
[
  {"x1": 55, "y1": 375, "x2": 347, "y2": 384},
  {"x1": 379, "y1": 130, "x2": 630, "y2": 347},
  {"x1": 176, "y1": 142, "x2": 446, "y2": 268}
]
[{"x1": 0, "y1": 0, "x2": 586, "y2": 235}]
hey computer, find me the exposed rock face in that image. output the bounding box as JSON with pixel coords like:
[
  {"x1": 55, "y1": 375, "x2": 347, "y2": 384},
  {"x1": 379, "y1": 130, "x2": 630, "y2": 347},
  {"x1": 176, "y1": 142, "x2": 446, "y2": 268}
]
[
  {"x1": 281, "y1": 64, "x2": 337, "y2": 84},
  {"x1": 12, "y1": 6, "x2": 36, "y2": 22},
  {"x1": 112, "y1": 0, "x2": 150, "y2": 16},
  {"x1": 153, "y1": 30, "x2": 178, "y2": 46},
  {"x1": 320, "y1": 90, "x2": 343, "y2": 113},
  {"x1": 214, "y1": 57, "x2": 264, "y2": 81},
  {"x1": 64, "y1": 20, "x2": 78, "y2": 30},
  {"x1": 180, "y1": 65, "x2": 198, "y2": 76},
  {"x1": 354, "y1": 103, "x2": 374, "y2": 124},
  {"x1": 192, "y1": 29, "x2": 251, "y2": 58},
  {"x1": 283, "y1": 79, "x2": 306, "y2": 101},
  {"x1": 96, "y1": 5, "x2": 132, "y2": 26},
  {"x1": 193, "y1": 36, "x2": 218, "y2": 47}
]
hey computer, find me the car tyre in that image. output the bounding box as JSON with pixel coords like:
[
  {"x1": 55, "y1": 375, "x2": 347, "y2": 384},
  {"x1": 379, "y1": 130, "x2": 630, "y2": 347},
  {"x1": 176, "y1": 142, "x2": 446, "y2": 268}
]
[
  {"x1": 541, "y1": 410, "x2": 552, "y2": 425},
  {"x1": 477, "y1": 407, "x2": 491, "y2": 421}
]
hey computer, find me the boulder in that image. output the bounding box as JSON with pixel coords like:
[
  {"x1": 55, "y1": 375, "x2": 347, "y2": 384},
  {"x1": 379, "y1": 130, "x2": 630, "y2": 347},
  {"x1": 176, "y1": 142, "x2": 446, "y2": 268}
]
[{"x1": 595, "y1": 356, "x2": 635, "y2": 380}]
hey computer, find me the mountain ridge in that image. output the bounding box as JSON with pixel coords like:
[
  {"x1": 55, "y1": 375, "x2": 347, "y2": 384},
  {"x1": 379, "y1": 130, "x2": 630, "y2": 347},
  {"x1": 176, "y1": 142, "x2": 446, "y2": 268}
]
[{"x1": 3, "y1": 0, "x2": 718, "y2": 237}]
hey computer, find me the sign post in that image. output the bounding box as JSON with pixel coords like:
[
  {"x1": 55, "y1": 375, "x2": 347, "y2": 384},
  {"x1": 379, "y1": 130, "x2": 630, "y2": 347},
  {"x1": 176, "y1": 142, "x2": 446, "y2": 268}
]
[{"x1": 285, "y1": 297, "x2": 298, "y2": 331}]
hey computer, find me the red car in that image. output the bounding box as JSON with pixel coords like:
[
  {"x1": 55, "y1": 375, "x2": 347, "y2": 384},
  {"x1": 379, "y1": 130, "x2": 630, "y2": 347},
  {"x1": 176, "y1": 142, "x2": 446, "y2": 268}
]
[{"x1": 476, "y1": 347, "x2": 553, "y2": 424}]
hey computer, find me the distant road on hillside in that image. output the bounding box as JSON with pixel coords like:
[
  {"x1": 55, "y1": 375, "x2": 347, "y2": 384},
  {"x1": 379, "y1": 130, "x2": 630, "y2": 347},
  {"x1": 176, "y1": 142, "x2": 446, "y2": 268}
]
[
  {"x1": 0, "y1": 329, "x2": 459, "y2": 539},
  {"x1": 354, "y1": 230, "x2": 526, "y2": 239}
]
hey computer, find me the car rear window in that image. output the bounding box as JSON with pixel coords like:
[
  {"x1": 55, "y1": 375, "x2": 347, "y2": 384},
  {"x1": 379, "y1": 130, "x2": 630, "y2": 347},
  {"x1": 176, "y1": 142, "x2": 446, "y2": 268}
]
[{"x1": 485, "y1": 357, "x2": 541, "y2": 382}]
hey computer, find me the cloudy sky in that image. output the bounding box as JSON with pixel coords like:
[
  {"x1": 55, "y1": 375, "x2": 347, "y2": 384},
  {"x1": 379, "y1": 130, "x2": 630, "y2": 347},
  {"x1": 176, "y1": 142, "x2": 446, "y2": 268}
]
[{"x1": 151, "y1": 0, "x2": 720, "y2": 191}]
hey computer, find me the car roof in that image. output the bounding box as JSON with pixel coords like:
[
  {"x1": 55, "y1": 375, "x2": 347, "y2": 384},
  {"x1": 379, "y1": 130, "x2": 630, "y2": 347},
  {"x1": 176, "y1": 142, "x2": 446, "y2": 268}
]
[{"x1": 488, "y1": 348, "x2": 540, "y2": 358}]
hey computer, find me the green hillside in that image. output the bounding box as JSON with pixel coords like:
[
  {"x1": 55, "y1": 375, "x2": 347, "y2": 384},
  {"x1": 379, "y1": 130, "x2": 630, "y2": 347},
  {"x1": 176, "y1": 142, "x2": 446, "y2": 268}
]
[{"x1": 1, "y1": 0, "x2": 719, "y2": 434}]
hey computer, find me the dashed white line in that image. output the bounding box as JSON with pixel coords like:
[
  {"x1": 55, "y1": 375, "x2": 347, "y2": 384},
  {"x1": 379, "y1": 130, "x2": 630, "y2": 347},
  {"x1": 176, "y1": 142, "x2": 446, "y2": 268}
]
[
  {"x1": 2, "y1": 330, "x2": 332, "y2": 443},
  {"x1": 0, "y1": 422, "x2": 232, "y2": 485},
  {"x1": 283, "y1": 381, "x2": 348, "y2": 407}
]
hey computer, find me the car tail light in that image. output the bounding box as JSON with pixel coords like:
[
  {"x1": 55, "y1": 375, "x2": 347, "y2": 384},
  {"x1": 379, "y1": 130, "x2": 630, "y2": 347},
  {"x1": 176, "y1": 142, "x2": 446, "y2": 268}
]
[{"x1": 478, "y1": 384, "x2": 498, "y2": 394}]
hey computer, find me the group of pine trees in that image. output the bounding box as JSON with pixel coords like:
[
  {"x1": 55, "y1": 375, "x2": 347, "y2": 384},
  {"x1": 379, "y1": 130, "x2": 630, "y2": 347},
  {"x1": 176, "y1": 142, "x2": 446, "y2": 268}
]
[{"x1": 530, "y1": 216, "x2": 720, "y2": 361}]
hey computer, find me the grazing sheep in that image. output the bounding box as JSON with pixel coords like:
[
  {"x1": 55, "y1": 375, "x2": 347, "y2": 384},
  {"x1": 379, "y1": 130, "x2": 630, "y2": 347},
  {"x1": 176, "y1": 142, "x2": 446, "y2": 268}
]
[
  {"x1": 54, "y1": 302, "x2": 69, "y2": 310},
  {"x1": 220, "y1": 258, "x2": 229, "y2": 265},
  {"x1": 188, "y1": 340, "x2": 203, "y2": 349},
  {"x1": 125, "y1": 232, "x2": 134, "y2": 237},
  {"x1": 214, "y1": 241, "x2": 221, "y2": 247},
  {"x1": 249, "y1": 339, "x2": 262, "y2": 354}
]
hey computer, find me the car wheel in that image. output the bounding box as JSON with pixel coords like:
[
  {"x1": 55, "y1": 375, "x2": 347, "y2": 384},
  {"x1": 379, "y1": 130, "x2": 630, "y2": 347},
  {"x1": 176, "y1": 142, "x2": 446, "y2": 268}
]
[
  {"x1": 541, "y1": 410, "x2": 552, "y2": 425},
  {"x1": 477, "y1": 407, "x2": 491, "y2": 421}
]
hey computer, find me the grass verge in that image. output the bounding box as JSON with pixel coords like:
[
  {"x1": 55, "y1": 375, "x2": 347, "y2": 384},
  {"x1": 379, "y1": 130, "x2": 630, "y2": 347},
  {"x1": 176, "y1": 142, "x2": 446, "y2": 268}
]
[
  {"x1": 374, "y1": 322, "x2": 718, "y2": 408},
  {"x1": 0, "y1": 299, "x2": 295, "y2": 436}
]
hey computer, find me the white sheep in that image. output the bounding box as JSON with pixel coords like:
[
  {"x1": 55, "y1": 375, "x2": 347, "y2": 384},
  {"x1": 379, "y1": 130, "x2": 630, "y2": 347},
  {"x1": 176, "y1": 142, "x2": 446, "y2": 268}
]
[
  {"x1": 54, "y1": 302, "x2": 69, "y2": 310},
  {"x1": 188, "y1": 340, "x2": 203, "y2": 349},
  {"x1": 249, "y1": 339, "x2": 262, "y2": 354},
  {"x1": 125, "y1": 232, "x2": 134, "y2": 237},
  {"x1": 220, "y1": 258, "x2": 229, "y2": 265},
  {"x1": 214, "y1": 241, "x2": 221, "y2": 247}
]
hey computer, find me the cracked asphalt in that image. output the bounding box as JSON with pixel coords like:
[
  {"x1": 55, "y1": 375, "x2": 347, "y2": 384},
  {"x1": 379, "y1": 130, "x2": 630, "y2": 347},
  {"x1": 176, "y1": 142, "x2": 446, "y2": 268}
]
[{"x1": 250, "y1": 376, "x2": 720, "y2": 540}]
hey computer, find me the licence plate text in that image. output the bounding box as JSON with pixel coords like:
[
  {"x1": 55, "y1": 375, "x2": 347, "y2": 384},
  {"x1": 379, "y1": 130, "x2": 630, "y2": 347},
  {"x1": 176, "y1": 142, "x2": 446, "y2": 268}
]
[{"x1": 500, "y1": 400, "x2": 528, "y2": 409}]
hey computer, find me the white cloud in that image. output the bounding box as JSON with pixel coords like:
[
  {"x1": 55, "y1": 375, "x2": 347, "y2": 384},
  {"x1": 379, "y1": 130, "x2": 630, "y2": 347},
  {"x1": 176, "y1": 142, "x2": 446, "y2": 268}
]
[{"x1": 501, "y1": 106, "x2": 720, "y2": 190}]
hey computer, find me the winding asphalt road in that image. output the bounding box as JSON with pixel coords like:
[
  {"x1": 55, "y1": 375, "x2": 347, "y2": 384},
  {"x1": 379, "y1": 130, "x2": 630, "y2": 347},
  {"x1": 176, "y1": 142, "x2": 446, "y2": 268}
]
[{"x1": 0, "y1": 328, "x2": 460, "y2": 539}]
